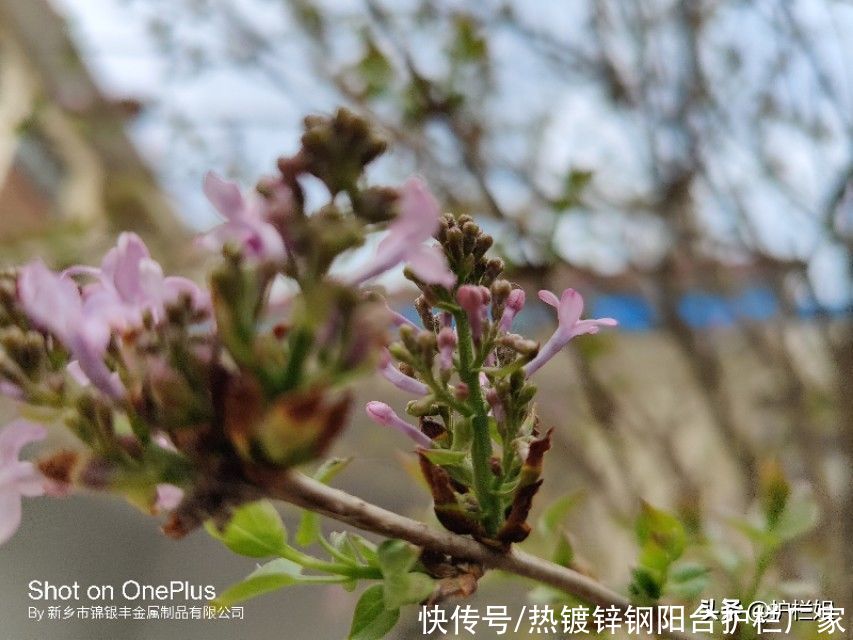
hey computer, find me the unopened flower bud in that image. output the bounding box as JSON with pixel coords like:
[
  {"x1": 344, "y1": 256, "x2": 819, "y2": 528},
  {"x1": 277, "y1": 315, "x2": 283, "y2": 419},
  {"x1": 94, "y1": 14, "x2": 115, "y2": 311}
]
[
  {"x1": 456, "y1": 285, "x2": 490, "y2": 343},
  {"x1": 406, "y1": 397, "x2": 440, "y2": 417},
  {"x1": 483, "y1": 258, "x2": 505, "y2": 286},
  {"x1": 437, "y1": 327, "x2": 457, "y2": 372},
  {"x1": 414, "y1": 296, "x2": 436, "y2": 331}
]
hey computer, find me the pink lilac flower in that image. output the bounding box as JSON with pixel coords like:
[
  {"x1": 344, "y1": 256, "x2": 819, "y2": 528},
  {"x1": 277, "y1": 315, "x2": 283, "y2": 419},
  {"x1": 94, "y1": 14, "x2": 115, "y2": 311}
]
[
  {"x1": 201, "y1": 172, "x2": 286, "y2": 262},
  {"x1": 63, "y1": 233, "x2": 209, "y2": 332},
  {"x1": 456, "y1": 285, "x2": 490, "y2": 342},
  {"x1": 523, "y1": 288, "x2": 617, "y2": 377},
  {"x1": 100, "y1": 233, "x2": 209, "y2": 320},
  {"x1": 77, "y1": 233, "x2": 209, "y2": 328},
  {"x1": 345, "y1": 178, "x2": 456, "y2": 288},
  {"x1": 364, "y1": 401, "x2": 432, "y2": 448},
  {"x1": 499, "y1": 288, "x2": 526, "y2": 332},
  {"x1": 0, "y1": 420, "x2": 49, "y2": 545},
  {"x1": 18, "y1": 261, "x2": 125, "y2": 399},
  {"x1": 378, "y1": 351, "x2": 429, "y2": 395}
]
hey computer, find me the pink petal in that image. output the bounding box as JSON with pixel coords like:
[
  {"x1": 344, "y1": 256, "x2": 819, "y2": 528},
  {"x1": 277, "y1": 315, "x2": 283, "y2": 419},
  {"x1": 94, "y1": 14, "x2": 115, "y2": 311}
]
[
  {"x1": 67, "y1": 334, "x2": 125, "y2": 399},
  {"x1": 163, "y1": 276, "x2": 210, "y2": 311},
  {"x1": 394, "y1": 177, "x2": 442, "y2": 241},
  {"x1": 407, "y1": 245, "x2": 456, "y2": 288},
  {"x1": 379, "y1": 358, "x2": 429, "y2": 396},
  {"x1": 18, "y1": 261, "x2": 82, "y2": 342},
  {"x1": 0, "y1": 489, "x2": 22, "y2": 545},
  {"x1": 203, "y1": 171, "x2": 244, "y2": 220},
  {"x1": 557, "y1": 288, "x2": 585, "y2": 328},
  {"x1": 537, "y1": 290, "x2": 560, "y2": 308},
  {"x1": 0, "y1": 421, "x2": 47, "y2": 467},
  {"x1": 102, "y1": 233, "x2": 151, "y2": 302},
  {"x1": 571, "y1": 318, "x2": 618, "y2": 337},
  {"x1": 12, "y1": 461, "x2": 47, "y2": 498}
]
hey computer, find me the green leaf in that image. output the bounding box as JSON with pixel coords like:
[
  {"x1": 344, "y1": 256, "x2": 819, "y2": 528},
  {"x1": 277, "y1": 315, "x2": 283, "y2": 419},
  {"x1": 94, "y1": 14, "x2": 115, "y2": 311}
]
[
  {"x1": 349, "y1": 534, "x2": 380, "y2": 567},
  {"x1": 728, "y1": 516, "x2": 776, "y2": 546},
  {"x1": 383, "y1": 572, "x2": 435, "y2": 611},
  {"x1": 772, "y1": 496, "x2": 819, "y2": 543},
  {"x1": 665, "y1": 561, "x2": 710, "y2": 599},
  {"x1": 349, "y1": 585, "x2": 400, "y2": 640},
  {"x1": 553, "y1": 169, "x2": 593, "y2": 210},
  {"x1": 552, "y1": 530, "x2": 574, "y2": 568},
  {"x1": 356, "y1": 36, "x2": 393, "y2": 98},
  {"x1": 537, "y1": 493, "x2": 583, "y2": 536},
  {"x1": 215, "y1": 558, "x2": 303, "y2": 606},
  {"x1": 665, "y1": 574, "x2": 710, "y2": 600},
  {"x1": 449, "y1": 14, "x2": 487, "y2": 63},
  {"x1": 628, "y1": 566, "x2": 662, "y2": 602},
  {"x1": 670, "y1": 562, "x2": 710, "y2": 584},
  {"x1": 377, "y1": 540, "x2": 435, "y2": 610},
  {"x1": 296, "y1": 458, "x2": 352, "y2": 546},
  {"x1": 205, "y1": 500, "x2": 286, "y2": 558},
  {"x1": 377, "y1": 540, "x2": 419, "y2": 577},
  {"x1": 635, "y1": 501, "x2": 686, "y2": 561}
]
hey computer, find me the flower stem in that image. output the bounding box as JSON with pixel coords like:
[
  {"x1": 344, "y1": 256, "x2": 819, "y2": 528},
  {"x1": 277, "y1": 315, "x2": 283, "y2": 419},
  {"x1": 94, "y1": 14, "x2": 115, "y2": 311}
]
[{"x1": 453, "y1": 310, "x2": 500, "y2": 535}]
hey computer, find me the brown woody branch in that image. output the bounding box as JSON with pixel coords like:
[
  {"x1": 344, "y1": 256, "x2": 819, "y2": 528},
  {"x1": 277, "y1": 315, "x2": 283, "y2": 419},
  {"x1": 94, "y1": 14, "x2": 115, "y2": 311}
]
[{"x1": 265, "y1": 471, "x2": 699, "y2": 640}]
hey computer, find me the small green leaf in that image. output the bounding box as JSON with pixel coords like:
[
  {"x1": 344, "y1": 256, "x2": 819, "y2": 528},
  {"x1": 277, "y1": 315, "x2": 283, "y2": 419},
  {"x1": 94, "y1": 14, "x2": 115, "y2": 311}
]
[
  {"x1": 629, "y1": 566, "x2": 662, "y2": 602},
  {"x1": 383, "y1": 572, "x2": 435, "y2": 611},
  {"x1": 349, "y1": 585, "x2": 400, "y2": 640},
  {"x1": 670, "y1": 562, "x2": 710, "y2": 584},
  {"x1": 215, "y1": 558, "x2": 303, "y2": 606},
  {"x1": 205, "y1": 500, "x2": 286, "y2": 558},
  {"x1": 356, "y1": 36, "x2": 393, "y2": 98},
  {"x1": 376, "y1": 541, "x2": 434, "y2": 610},
  {"x1": 665, "y1": 574, "x2": 709, "y2": 600},
  {"x1": 772, "y1": 496, "x2": 819, "y2": 543},
  {"x1": 537, "y1": 493, "x2": 583, "y2": 536},
  {"x1": 449, "y1": 14, "x2": 487, "y2": 63},
  {"x1": 552, "y1": 530, "x2": 574, "y2": 568},
  {"x1": 636, "y1": 501, "x2": 686, "y2": 561},
  {"x1": 759, "y1": 460, "x2": 790, "y2": 528},
  {"x1": 377, "y1": 540, "x2": 419, "y2": 577},
  {"x1": 349, "y1": 534, "x2": 380, "y2": 567},
  {"x1": 553, "y1": 169, "x2": 593, "y2": 210}
]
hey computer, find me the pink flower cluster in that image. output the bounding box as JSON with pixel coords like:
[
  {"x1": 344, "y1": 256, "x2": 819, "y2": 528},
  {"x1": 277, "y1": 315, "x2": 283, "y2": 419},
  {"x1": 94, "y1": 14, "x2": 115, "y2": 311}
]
[
  {"x1": 18, "y1": 233, "x2": 207, "y2": 399},
  {"x1": 366, "y1": 283, "x2": 616, "y2": 448}
]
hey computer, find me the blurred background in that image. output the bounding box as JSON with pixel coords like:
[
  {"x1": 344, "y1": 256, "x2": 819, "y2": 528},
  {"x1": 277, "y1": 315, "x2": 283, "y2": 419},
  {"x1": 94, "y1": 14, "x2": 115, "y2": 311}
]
[{"x1": 0, "y1": 0, "x2": 850, "y2": 638}]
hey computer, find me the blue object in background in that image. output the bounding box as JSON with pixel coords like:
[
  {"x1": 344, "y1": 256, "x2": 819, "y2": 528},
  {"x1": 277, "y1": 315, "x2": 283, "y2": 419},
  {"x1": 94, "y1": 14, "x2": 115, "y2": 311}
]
[
  {"x1": 731, "y1": 286, "x2": 778, "y2": 321},
  {"x1": 677, "y1": 292, "x2": 735, "y2": 329},
  {"x1": 590, "y1": 294, "x2": 655, "y2": 331}
]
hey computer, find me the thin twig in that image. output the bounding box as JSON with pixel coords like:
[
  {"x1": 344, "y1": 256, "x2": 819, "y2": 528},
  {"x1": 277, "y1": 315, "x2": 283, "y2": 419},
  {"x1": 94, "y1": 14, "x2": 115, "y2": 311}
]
[{"x1": 265, "y1": 471, "x2": 700, "y2": 640}]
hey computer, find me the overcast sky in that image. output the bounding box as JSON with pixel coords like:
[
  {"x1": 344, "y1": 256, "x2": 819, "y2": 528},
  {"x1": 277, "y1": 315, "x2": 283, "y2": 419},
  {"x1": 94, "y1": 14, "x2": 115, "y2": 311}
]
[{"x1": 50, "y1": 0, "x2": 851, "y2": 307}]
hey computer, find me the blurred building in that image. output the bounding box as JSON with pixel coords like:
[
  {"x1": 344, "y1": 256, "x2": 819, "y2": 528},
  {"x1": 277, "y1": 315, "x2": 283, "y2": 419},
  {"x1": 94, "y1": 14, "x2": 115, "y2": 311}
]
[{"x1": 0, "y1": 0, "x2": 184, "y2": 262}]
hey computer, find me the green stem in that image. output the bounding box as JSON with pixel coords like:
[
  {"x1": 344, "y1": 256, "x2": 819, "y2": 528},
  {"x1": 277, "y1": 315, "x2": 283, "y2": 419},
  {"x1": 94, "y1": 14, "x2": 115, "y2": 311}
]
[
  {"x1": 454, "y1": 310, "x2": 500, "y2": 535},
  {"x1": 279, "y1": 546, "x2": 381, "y2": 580}
]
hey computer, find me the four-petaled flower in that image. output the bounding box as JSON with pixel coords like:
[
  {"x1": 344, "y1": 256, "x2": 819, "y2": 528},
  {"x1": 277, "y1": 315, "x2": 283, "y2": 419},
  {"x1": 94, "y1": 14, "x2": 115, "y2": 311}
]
[
  {"x1": 18, "y1": 260, "x2": 125, "y2": 399},
  {"x1": 201, "y1": 171, "x2": 287, "y2": 263},
  {"x1": 523, "y1": 288, "x2": 617, "y2": 377},
  {"x1": 0, "y1": 421, "x2": 49, "y2": 545},
  {"x1": 346, "y1": 178, "x2": 456, "y2": 288}
]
